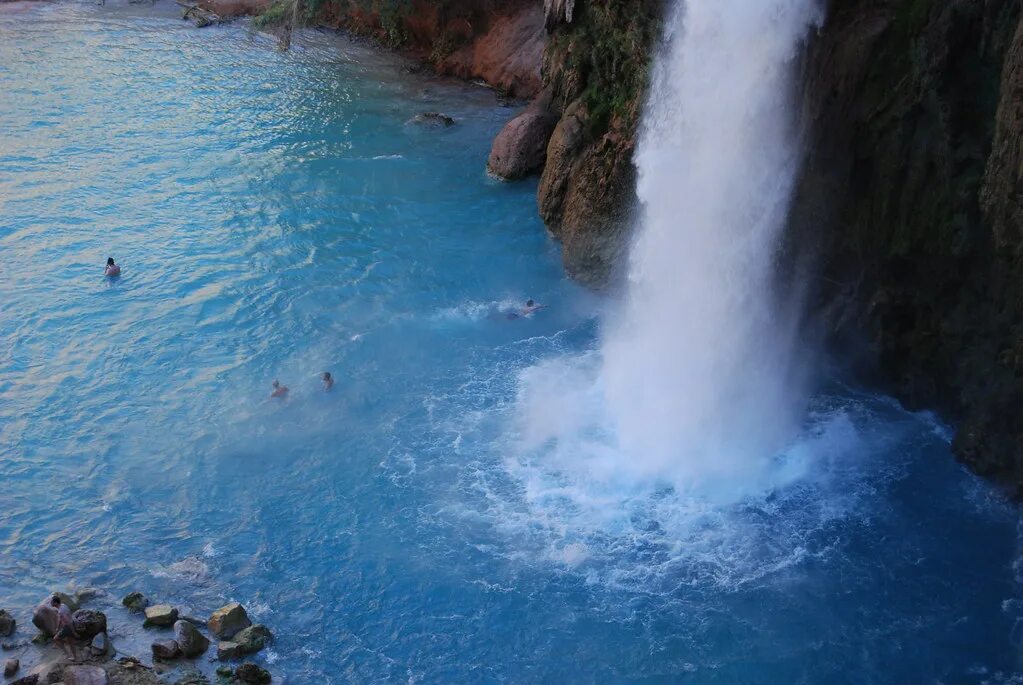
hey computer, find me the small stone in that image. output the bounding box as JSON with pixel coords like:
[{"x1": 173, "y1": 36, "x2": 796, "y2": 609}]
[
  {"x1": 90, "y1": 632, "x2": 110, "y2": 657},
  {"x1": 121, "y1": 592, "x2": 149, "y2": 613},
  {"x1": 174, "y1": 620, "x2": 210, "y2": 658},
  {"x1": 143, "y1": 604, "x2": 178, "y2": 628},
  {"x1": 207, "y1": 603, "x2": 250, "y2": 640},
  {"x1": 216, "y1": 640, "x2": 245, "y2": 660},
  {"x1": 63, "y1": 664, "x2": 107, "y2": 685},
  {"x1": 0, "y1": 609, "x2": 15, "y2": 637},
  {"x1": 5, "y1": 658, "x2": 19, "y2": 676},
  {"x1": 11, "y1": 675, "x2": 39, "y2": 685},
  {"x1": 151, "y1": 639, "x2": 181, "y2": 660},
  {"x1": 71, "y1": 609, "x2": 107, "y2": 640},
  {"x1": 234, "y1": 663, "x2": 271, "y2": 684},
  {"x1": 2, "y1": 640, "x2": 27, "y2": 650}
]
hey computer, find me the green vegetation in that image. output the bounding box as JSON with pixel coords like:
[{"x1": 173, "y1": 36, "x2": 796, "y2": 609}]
[
  {"x1": 253, "y1": 0, "x2": 294, "y2": 28},
  {"x1": 547, "y1": 0, "x2": 662, "y2": 137}
]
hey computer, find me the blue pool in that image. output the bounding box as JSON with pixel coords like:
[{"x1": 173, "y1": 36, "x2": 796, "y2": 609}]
[{"x1": 1, "y1": 3, "x2": 1021, "y2": 683}]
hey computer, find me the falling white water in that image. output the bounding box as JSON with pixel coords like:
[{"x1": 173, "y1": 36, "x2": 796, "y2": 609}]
[
  {"x1": 601, "y1": 0, "x2": 823, "y2": 484},
  {"x1": 514, "y1": 0, "x2": 823, "y2": 496}
]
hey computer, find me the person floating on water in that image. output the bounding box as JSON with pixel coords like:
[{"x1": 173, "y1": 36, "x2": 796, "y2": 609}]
[
  {"x1": 51, "y1": 595, "x2": 79, "y2": 661},
  {"x1": 322, "y1": 372, "x2": 334, "y2": 391},
  {"x1": 270, "y1": 380, "x2": 288, "y2": 399},
  {"x1": 104, "y1": 257, "x2": 121, "y2": 277}
]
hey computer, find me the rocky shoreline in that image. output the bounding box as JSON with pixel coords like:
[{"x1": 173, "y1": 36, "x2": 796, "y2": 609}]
[{"x1": 1, "y1": 589, "x2": 275, "y2": 685}]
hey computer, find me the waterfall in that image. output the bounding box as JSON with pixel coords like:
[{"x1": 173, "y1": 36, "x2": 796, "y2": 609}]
[
  {"x1": 514, "y1": 0, "x2": 823, "y2": 497},
  {"x1": 599, "y1": 0, "x2": 824, "y2": 486}
]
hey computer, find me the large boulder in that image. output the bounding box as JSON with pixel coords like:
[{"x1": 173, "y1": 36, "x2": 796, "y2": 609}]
[
  {"x1": 207, "y1": 603, "x2": 250, "y2": 639},
  {"x1": 121, "y1": 592, "x2": 148, "y2": 613},
  {"x1": 232, "y1": 624, "x2": 271, "y2": 655},
  {"x1": 71, "y1": 610, "x2": 107, "y2": 640},
  {"x1": 151, "y1": 639, "x2": 181, "y2": 660},
  {"x1": 235, "y1": 663, "x2": 271, "y2": 684},
  {"x1": 143, "y1": 605, "x2": 178, "y2": 628},
  {"x1": 487, "y1": 93, "x2": 559, "y2": 180},
  {"x1": 63, "y1": 665, "x2": 107, "y2": 685},
  {"x1": 173, "y1": 620, "x2": 210, "y2": 658},
  {"x1": 0, "y1": 609, "x2": 15, "y2": 637}
]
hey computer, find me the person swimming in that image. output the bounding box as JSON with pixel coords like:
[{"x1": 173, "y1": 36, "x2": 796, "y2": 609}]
[
  {"x1": 270, "y1": 380, "x2": 288, "y2": 398},
  {"x1": 322, "y1": 372, "x2": 334, "y2": 391},
  {"x1": 521, "y1": 299, "x2": 545, "y2": 315},
  {"x1": 104, "y1": 257, "x2": 121, "y2": 277},
  {"x1": 507, "y1": 299, "x2": 545, "y2": 319}
]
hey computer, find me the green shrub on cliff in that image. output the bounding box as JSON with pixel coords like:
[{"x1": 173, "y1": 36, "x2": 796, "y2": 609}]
[
  {"x1": 546, "y1": 0, "x2": 662, "y2": 137},
  {"x1": 253, "y1": 0, "x2": 294, "y2": 28}
]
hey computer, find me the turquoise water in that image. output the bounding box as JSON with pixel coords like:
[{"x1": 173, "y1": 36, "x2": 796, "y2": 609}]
[{"x1": 1, "y1": 3, "x2": 1022, "y2": 683}]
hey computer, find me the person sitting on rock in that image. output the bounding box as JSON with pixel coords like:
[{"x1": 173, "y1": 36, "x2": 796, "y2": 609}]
[
  {"x1": 51, "y1": 595, "x2": 79, "y2": 661},
  {"x1": 104, "y1": 257, "x2": 121, "y2": 277},
  {"x1": 322, "y1": 372, "x2": 334, "y2": 391},
  {"x1": 270, "y1": 380, "x2": 288, "y2": 399}
]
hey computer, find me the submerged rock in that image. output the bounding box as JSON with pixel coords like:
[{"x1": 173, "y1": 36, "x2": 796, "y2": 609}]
[
  {"x1": 232, "y1": 624, "x2": 271, "y2": 654},
  {"x1": 173, "y1": 620, "x2": 209, "y2": 658},
  {"x1": 73, "y1": 588, "x2": 104, "y2": 604},
  {"x1": 234, "y1": 663, "x2": 271, "y2": 684},
  {"x1": 5, "y1": 658, "x2": 19, "y2": 676},
  {"x1": 11, "y1": 675, "x2": 39, "y2": 685},
  {"x1": 72, "y1": 609, "x2": 107, "y2": 640},
  {"x1": 173, "y1": 668, "x2": 210, "y2": 685},
  {"x1": 151, "y1": 639, "x2": 181, "y2": 660},
  {"x1": 121, "y1": 592, "x2": 149, "y2": 613},
  {"x1": 0, "y1": 609, "x2": 15, "y2": 637},
  {"x1": 407, "y1": 112, "x2": 455, "y2": 128},
  {"x1": 63, "y1": 665, "x2": 107, "y2": 685},
  {"x1": 143, "y1": 605, "x2": 178, "y2": 628},
  {"x1": 215, "y1": 641, "x2": 245, "y2": 661},
  {"x1": 207, "y1": 603, "x2": 250, "y2": 640}
]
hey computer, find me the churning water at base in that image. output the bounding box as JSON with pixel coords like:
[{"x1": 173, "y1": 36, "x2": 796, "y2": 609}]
[{"x1": 2, "y1": 2, "x2": 1023, "y2": 684}]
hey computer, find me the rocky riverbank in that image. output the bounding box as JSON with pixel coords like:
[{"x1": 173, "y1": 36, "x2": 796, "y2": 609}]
[{"x1": 1, "y1": 588, "x2": 275, "y2": 685}]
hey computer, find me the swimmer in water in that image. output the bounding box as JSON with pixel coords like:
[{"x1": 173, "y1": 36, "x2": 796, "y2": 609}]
[
  {"x1": 104, "y1": 257, "x2": 121, "y2": 277},
  {"x1": 521, "y1": 299, "x2": 545, "y2": 315},
  {"x1": 322, "y1": 372, "x2": 334, "y2": 391},
  {"x1": 270, "y1": 380, "x2": 288, "y2": 398}
]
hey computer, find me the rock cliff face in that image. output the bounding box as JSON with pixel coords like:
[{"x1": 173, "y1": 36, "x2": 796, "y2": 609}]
[
  {"x1": 313, "y1": 0, "x2": 545, "y2": 98},
  {"x1": 535, "y1": 0, "x2": 663, "y2": 286},
  {"x1": 790, "y1": 0, "x2": 1023, "y2": 493}
]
